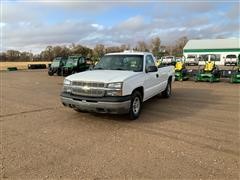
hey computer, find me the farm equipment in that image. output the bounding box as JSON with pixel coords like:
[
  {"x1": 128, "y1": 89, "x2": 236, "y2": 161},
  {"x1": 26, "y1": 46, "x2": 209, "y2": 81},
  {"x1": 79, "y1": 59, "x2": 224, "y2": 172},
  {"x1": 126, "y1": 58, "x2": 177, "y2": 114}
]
[
  {"x1": 7, "y1": 67, "x2": 18, "y2": 71},
  {"x1": 185, "y1": 55, "x2": 198, "y2": 66},
  {"x1": 62, "y1": 55, "x2": 90, "y2": 76},
  {"x1": 224, "y1": 54, "x2": 238, "y2": 66},
  {"x1": 48, "y1": 57, "x2": 67, "y2": 76},
  {"x1": 161, "y1": 56, "x2": 176, "y2": 66},
  {"x1": 195, "y1": 54, "x2": 220, "y2": 83},
  {"x1": 29, "y1": 64, "x2": 47, "y2": 70},
  {"x1": 156, "y1": 59, "x2": 161, "y2": 67},
  {"x1": 174, "y1": 58, "x2": 189, "y2": 81},
  {"x1": 230, "y1": 56, "x2": 240, "y2": 83}
]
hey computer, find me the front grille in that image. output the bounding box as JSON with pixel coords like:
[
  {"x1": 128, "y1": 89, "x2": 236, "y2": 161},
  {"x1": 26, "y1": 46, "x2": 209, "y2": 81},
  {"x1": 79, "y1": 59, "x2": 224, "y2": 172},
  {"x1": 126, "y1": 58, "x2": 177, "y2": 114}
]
[
  {"x1": 72, "y1": 81, "x2": 105, "y2": 88},
  {"x1": 71, "y1": 81, "x2": 105, "y2": 97}
]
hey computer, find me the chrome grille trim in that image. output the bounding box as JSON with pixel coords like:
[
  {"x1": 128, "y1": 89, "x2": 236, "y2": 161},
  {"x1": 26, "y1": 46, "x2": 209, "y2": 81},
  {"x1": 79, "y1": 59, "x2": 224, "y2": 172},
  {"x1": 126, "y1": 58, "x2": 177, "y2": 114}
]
[
  {"x1": 72, "y1": 81, "x2": 105, "y2": 87},
  {"x1": 71, "y1": 81, "x2": 105, "y2": 97}
]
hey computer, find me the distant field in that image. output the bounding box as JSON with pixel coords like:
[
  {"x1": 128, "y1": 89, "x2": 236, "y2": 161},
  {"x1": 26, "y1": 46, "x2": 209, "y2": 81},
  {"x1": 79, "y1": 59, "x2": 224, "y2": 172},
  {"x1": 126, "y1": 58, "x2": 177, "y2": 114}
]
[{"x1": 0, "y1": 61, "x2": 51, "y2": 70}]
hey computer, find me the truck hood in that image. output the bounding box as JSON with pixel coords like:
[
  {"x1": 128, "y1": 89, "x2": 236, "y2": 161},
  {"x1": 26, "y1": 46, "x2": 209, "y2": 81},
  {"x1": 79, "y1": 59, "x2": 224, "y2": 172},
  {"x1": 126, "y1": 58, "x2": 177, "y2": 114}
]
[{"x1": 66, "y1": 70, "x2": 141, "y2": 83}]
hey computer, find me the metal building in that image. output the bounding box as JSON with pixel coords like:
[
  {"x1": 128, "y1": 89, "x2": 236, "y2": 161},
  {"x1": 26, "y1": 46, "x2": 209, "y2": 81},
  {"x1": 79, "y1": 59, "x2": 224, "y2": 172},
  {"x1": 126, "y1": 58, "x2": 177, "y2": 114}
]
[{"x1": 183, "y1": 39, "x2": 240, "y2": 65}]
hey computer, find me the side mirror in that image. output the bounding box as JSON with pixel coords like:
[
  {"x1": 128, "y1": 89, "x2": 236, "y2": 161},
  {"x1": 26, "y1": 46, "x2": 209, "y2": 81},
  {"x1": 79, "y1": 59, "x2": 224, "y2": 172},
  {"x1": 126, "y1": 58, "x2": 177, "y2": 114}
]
[{"x1": 146, "y1": 66, "x2": 158, "y2": 73}]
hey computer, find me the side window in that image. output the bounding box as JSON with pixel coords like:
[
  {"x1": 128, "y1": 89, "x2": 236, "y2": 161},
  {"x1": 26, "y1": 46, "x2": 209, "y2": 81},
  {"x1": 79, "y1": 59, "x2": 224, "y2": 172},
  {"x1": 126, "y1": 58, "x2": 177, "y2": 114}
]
[
  {"x1": 79, "y1": 57, "x2": 85, "y2": 64},
  {"x1": 226, "y1": 54, "x2": 237, "y2": 59},
  {"x1": 199, "y1": 54, "x2": 209, "y2": 61},
  {"x1": 145, "y1": 55, "x2": 155, "y2": 67}
]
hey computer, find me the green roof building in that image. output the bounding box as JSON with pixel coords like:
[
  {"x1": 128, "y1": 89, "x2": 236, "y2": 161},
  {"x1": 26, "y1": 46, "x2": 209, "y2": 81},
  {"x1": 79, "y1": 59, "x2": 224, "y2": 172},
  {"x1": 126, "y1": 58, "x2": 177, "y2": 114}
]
[{"x1": 183, "y1": 39, "x2": 240, "y2": 65}]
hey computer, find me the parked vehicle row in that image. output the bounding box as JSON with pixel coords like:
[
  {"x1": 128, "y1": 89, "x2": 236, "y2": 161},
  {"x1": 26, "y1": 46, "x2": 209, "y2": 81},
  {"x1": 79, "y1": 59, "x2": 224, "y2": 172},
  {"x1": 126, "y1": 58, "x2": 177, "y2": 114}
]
[
  {"x1": 173, "y1": 54, "x2": 240, "y2": 83},
  {"x1": 49, "y1": 54, "x2": 239, "y2": 77},
  {"x1": 185, "y1": 54, "x2": 239, "y2": 66},
  {"x1": 48, "y1": 55, "x2": 93, "y2": 76},
  {"x1": 159, "y1": 54, "x2": 239, "y2": 66}
]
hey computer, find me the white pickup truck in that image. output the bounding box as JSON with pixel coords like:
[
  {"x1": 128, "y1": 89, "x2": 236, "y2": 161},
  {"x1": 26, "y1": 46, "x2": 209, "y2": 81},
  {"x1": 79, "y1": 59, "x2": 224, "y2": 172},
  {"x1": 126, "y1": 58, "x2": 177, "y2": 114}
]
[{"x1": 61, "y1": 51, "x2": 175, "y2": 119}]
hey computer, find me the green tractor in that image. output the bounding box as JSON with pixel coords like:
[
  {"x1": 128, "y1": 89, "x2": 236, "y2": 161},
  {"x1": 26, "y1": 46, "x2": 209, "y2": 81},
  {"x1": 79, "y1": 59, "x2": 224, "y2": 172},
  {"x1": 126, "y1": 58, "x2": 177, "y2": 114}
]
[
  {"x1": 48, "y1": 57, "x2": 67, "y2": 76},
  {"x1": 62, "y1": 55, "x2": 90, "y2": 76},
  {"x1": 230, "y1": 55, "x2": 240, "y2": 83},
  {"x1": 174, "y1": 57, "x2": 189, "y2": 81},
  {"x1": 195, "y1": 54, "x2": 221, "y2": 83}
]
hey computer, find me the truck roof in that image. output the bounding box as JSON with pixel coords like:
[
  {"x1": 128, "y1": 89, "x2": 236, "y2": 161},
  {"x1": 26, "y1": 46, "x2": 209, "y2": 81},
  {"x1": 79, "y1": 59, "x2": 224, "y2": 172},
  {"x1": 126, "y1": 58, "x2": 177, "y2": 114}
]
[{"x1": 106, "y1": 51, "x2": 152, "y2": 56}]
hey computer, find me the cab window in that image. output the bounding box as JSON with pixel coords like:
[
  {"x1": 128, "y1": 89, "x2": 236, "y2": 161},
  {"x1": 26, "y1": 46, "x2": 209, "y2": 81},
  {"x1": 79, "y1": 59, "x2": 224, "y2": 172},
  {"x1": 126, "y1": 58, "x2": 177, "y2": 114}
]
[
  {"x1": 146, "y1": 55, "x2": 155, "y2": 67},
  {"x1": 79, "y1": 57, "x2": 85, "y2": 64}
]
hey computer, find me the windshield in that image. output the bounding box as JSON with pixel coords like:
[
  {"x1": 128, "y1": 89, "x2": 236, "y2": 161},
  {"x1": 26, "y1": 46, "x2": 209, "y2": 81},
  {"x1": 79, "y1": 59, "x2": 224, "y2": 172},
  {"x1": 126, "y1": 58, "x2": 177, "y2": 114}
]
[
  {"x1": 51, "y1": 60, "x2": 60, "y2": 67},
  {"x1": 66, "y1": 57, "x2": 78, "y2": 66},
  {"x1": 94, "y1": 55, "x2": 143, "y2": 72},
  {"x1": 187, "y1": 55, "x2": 196, "y2": 58},
  {"x1": 226, "y1": 55, "x2": 236, "y2": 58}
]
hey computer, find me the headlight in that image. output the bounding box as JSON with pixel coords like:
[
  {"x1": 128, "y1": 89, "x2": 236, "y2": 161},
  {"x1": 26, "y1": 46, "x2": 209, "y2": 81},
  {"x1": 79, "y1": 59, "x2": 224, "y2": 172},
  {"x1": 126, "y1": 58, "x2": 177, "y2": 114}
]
[
  {"x1": 107, "y1": 82, "x2": 122, "y2": 89},
  {"x1": 63, "y1": 79, "x2": 72, "y2": 93},
  {"x1": 64, "y1": 79, "x2": 71, "y2": 85},
  {"x1": 106, "y1": 82, "x2": 123, "y2": 96}
]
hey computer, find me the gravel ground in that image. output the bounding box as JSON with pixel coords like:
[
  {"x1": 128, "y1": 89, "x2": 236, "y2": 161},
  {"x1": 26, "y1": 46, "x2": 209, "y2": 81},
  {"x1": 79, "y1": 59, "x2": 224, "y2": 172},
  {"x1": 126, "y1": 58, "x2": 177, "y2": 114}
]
[{"x1": 0, "y1": 70, "x2": 239, "y2": 179}]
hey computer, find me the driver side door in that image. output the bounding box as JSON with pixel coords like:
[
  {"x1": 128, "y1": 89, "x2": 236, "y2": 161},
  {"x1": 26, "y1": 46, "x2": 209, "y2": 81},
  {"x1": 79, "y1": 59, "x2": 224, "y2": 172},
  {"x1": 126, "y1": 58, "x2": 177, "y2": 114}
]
[{"x1": 144, "y1": 55, "x2": 160, "y2": 100}]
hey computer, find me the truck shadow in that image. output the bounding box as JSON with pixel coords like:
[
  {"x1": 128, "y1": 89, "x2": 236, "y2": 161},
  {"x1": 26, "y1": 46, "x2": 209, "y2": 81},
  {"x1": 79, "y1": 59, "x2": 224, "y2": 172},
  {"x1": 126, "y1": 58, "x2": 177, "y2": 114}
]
[{"x1": 87, "y1": 87, "x2": 221, "y2": 124}]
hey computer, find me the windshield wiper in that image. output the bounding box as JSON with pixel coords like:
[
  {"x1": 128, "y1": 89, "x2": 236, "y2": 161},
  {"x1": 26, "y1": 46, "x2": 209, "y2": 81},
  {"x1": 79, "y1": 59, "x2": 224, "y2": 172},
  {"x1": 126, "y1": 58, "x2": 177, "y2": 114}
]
[
  {"x1": 133, "y1": 70, "x2": 142, "y2": 72},
  {"x1": 112, "y1": 68, "x2": 126, "y2": 70},
  {"x1": 94, "y1": 67, "x2": 104, "y2": 70}
]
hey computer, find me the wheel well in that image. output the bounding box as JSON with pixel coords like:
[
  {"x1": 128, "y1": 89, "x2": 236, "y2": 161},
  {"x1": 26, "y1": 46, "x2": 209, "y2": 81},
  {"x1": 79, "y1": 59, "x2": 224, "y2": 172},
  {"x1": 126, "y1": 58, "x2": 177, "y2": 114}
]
[
  {"x1": 168, "y1": 76, "x2": 172, "y2": 82},
  {"x1": 132, "y1": 87, "x2": 144, "y2": 99}
]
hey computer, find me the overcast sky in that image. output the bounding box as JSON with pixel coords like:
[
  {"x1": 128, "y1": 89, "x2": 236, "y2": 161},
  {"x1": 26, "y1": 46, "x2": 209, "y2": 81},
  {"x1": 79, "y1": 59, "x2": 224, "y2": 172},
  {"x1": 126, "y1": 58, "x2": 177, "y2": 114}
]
[{"x1": 1, "y1": 0, "x2": 239, "y2": 53}]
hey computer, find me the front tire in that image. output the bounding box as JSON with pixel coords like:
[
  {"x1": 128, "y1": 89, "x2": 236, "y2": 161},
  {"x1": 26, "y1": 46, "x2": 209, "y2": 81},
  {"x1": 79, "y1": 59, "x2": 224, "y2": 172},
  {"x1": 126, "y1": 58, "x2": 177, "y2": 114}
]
[
  {"x1": 129, "y1": 91, "x2": 142, "y2": 120},
  {"x1": 162, "y1": 80, "x2": 172, "y2": 98},
  {"x1": 48, "y1": 71, "x2": 54, "y2": 76},
  {"x1": 57, "y1": 70, "x2": 62, "y2": 76}
]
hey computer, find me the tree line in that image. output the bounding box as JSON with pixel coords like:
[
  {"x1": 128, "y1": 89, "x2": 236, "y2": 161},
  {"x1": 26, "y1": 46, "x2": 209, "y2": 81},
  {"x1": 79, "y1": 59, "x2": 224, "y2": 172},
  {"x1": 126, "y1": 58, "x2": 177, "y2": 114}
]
[{"x1": 0, "y1": 36, "x2": 188, "y2": 62}]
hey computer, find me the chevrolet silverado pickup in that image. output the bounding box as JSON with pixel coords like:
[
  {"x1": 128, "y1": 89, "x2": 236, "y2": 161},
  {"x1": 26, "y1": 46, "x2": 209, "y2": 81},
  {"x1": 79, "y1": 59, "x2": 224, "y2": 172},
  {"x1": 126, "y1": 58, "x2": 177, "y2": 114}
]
[{"x1": 61, "y1": 51, "x2": 175, "y2": 119}]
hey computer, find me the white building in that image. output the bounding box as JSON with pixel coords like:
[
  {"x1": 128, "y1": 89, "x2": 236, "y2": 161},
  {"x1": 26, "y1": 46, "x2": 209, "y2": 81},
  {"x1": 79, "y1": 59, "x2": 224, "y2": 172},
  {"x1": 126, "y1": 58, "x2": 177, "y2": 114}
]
[{"x1": 183, "y1": 39, "x2": 240, "y2": 65}]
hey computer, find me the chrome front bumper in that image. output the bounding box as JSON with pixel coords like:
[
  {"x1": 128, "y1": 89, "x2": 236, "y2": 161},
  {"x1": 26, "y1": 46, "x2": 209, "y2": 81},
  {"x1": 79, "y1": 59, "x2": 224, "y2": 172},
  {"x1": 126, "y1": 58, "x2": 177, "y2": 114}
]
[{"x1": 61, "y1": 95, "x2": 131, "y2": 114}]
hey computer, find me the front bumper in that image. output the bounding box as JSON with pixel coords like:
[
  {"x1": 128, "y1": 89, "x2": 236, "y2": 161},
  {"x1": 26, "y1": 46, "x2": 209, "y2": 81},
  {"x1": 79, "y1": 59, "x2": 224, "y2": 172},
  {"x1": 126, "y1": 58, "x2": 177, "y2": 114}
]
[
  {"x1": 225, "y1": 60, "x2": 237, "y2": 64},
  {"x1": 61, "y1": 92, "x2": 131, "y2": 114}
]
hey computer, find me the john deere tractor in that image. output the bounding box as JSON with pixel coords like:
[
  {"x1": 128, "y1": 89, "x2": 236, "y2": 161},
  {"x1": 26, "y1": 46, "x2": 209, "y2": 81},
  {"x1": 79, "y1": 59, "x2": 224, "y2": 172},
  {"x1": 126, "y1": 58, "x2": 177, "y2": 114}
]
[
  {"x1": 175, "y1": 58, "x2": 189, "y2": 81},
  {"x1": 62, "y1": 55, "x2": 90, "y2": 76},
  {"x1": 195, "y1": 54, "x2": 220, "y2": 83},
  {"x1": 48, "y1": 57, "x2": 67, "y2": 76},
  {"x1": 230, "y1": 55, "x2": 240, "y2": 83}
]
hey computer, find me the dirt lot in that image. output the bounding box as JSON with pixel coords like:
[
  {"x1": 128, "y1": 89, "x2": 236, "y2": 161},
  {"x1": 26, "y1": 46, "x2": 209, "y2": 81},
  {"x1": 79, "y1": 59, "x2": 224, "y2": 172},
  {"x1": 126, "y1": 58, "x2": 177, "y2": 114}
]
[{"x1": 0, "y1": 70, "x2": 239, "y2": 179}]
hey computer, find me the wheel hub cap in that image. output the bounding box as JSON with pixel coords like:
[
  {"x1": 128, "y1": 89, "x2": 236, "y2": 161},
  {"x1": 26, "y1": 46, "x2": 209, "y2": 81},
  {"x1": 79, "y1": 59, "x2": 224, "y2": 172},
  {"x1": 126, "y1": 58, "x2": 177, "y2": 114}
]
[{"x1": 133, "y1": 97, "x2": 140, "y2": 114}]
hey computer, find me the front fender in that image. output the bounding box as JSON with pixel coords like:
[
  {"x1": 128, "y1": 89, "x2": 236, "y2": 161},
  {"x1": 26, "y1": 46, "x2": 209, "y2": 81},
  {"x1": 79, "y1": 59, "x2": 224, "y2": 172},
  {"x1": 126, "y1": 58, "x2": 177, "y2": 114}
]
[{"x1": 122, "y1": 73, "x2": 145, "y2": 96}]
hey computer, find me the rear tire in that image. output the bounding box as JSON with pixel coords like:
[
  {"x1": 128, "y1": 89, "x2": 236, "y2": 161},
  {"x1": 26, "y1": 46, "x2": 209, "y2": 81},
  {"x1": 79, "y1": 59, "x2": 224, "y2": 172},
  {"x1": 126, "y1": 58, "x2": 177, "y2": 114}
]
[
  {"x1": 162, "y1": 80, "x2": 172, "y2": 98},
  {"x1": 129, "y1": 91, "x2": 142, "y2": 120}
]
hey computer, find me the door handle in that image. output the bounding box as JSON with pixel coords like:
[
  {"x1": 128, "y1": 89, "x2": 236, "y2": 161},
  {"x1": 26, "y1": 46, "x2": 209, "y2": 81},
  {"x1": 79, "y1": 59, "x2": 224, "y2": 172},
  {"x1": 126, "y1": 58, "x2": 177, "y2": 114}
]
[{"x1": 156, "y1": 74, "x2": 159, "y2": 78}]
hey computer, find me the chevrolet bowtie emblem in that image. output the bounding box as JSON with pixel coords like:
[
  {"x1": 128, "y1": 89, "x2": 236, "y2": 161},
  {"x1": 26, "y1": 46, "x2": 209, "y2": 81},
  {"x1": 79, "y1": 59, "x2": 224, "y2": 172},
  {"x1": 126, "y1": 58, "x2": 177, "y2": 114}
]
[{"x1": 83, "y1": 86, "x2": 90, "y2": 92}]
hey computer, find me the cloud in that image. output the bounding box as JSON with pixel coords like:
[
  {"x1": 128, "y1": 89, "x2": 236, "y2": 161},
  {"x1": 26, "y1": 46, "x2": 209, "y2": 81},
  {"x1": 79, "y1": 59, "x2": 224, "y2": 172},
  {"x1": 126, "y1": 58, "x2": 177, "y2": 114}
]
[
  {"x1": 226, "y1": 5, "x2": 240, "y2": 20},
  {"x1": 1, "y1": 1, "x2": 239, "y2": 53},
  {"x1": 0, "y1": 22, "x2": 6, "y2": 27},
  {"x1": 91, "y1": 24, "x2": 105, "y2": 31},
  {"x1": 117, "y1": 15, "x2": 145, "y2": 31}
]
